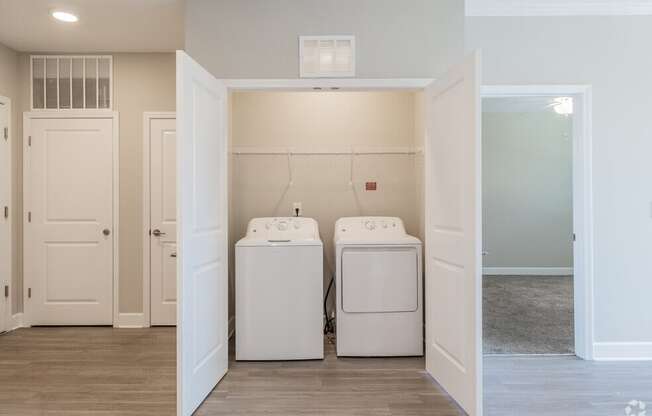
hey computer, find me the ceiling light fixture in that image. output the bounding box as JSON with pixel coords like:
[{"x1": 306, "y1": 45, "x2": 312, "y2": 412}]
[
  {"x1": 552, "y1": 97, "x2": 573, "y2": 115},
  {"x1": 51, "y1": 11, "x2": 79, "y2": 23}
]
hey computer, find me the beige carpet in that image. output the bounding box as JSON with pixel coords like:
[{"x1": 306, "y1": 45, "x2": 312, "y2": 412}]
[{"x1": 483, "y1": 275, "x2": 574, "y2": 355}]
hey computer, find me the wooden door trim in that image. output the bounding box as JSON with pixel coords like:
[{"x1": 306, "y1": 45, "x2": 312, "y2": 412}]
[
  {"x1": 142, "y1": 112, "x2": 176, "y2": 327},
  {"x1": 22, "y1": 111, "x2": 119, "y2": 327}
]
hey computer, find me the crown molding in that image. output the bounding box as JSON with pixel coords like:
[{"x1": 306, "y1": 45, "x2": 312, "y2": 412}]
[{"x1": 466, "y1": 0, "x2": 652, "y2": 16}]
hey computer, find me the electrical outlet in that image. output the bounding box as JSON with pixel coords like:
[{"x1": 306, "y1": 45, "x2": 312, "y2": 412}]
[{"x1": 293, "y1": 202, "x2": 302, "y2": 217}]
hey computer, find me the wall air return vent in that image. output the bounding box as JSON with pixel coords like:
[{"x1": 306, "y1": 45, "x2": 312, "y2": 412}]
[
  {"x1": 299, "y1": 35, "x2": 355, "y2": 78},
  {"x1": 31, "y1": 55, "x2": 113, "y2": 110}
]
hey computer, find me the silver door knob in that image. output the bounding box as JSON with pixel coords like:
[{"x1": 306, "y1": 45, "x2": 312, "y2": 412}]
[
  {"x1": 102, "y1": 228, "x2": 111, "y2": 236},
  {"x1": 152, "y1": 229, "x2": 166, "y2": 237}
]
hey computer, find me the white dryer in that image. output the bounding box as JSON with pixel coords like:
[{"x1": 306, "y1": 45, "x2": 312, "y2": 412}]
[
  {"x1": 236, "y1": 217, "x2": 323, "y2": 360},
  {"x1": 334, "y1": 217, "x2": 423, "y2": 357}
]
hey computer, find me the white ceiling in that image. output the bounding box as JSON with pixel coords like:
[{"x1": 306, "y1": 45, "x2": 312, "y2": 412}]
[
  {"x1": 466, "y1": 0, "x2": 652, "y2": 16},
  {"x1": 0, "y1": 0, "x2": 184, "y2": 52}
]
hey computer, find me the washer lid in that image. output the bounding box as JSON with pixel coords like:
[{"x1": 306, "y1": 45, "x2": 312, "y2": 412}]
[
  {"x1": 334, "y1": 216, "x2": 421, "y2": 245},
  {"x1": 236, "y1": 217, "x2": 323, "y2": 247}
]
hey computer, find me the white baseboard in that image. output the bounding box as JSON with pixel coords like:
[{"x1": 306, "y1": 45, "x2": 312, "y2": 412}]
[
  {"x1": 10, "y1": 312, "x2": 23, "y2": 330},
  {"x1": 593, "y1": 342, "x2": 652, "y2": 361},
  {"x1": 228, "y1": 316, "x2": 235, "y2": 339},
  {"x1": 483, "y1": 267, "x2": 573, "y2": 276},
  {"x1": 115, "y1": 313, "x2": 147, "y2": 328}
]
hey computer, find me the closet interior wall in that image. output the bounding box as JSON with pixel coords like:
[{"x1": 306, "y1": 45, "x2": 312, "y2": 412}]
[{"x1": 228, "y1": 90, "x2": 423, "y2": 319}]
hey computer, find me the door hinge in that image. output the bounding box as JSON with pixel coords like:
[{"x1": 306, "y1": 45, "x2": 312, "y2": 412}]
[
  {"x1": 27, "y1": 288, "x2": 31, "y2": 298},
  {"x1": 4, "y1": 285, "x2": 8, "y2": 298},
  {"x1": 3, "y1": 127, "x2": 7, "y2": 140},
  {"x1": 28, "y1": 136, "x2": 31, "y2": 146},
  {"x1": 3, "y1": 206, "x2": 7, "y2": 219},
  {"x1": 572, "y1": 233, "x2": 576, "y2": 242},
  {"x1": 27, "y1": 211, "x2": 31, "y2": 222}
]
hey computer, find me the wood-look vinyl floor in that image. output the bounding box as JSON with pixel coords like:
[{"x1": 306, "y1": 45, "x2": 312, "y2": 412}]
[
  {"x1": 2, "y1": 327, "x2": 651, "y2": 416},
  {"x1": 484, "y1": 355, "x2": 652, "y2": 416},
  {"x1": 0, "y1": 327, "x2": 175, "y2": 416},
  {"x1": 196, "y1": 337, "x2": 464, "y2": 416},
  {"x1": 0, "y1": 328, "x2": 462, "y2": 416}
]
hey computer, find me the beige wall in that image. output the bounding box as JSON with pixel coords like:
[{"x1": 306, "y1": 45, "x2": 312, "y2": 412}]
[
  {"x1": 0, "y1": 42, "x2": 20, "y2": 314},
  {"x1": 14, "y1": 52, "x2": 175, "y2": 314},
  {"x1": 413, "y1": 91, "x2": 425, "y2": 244},
  {"x1": 185, "y1": 0, "x2": 464, "y2": 79},
  {"x1": 112, "y1": 53, "x2": 176, "y2": 313},
  {"x1": 230, "y1": 91, "x2": 420, "y2": 316}
]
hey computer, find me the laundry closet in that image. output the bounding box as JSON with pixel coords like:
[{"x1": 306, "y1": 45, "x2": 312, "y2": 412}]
[
  {"x1": 228, "y1": 89, "x2": 424, "y2": 329},
  {"x1": 176, "y1": 51, "x2": 481, "y2": 416}
]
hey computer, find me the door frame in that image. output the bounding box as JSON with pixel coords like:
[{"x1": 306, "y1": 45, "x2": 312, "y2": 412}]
[
  {"x1": 142, "y1": 111, "x2": 176, "y2": 327},
  {"x1": 0, "y1": 95, "x2": 11, "y2": 332},
  {"x1": 481, "y1": 85, "x2": 594, "y2": 359},
  {"x1": 184, "y1": 75, "x2": 493, "y2": 415},
  {"x1": 22, "y1": 111, "x2": 120, "y2": 327}
]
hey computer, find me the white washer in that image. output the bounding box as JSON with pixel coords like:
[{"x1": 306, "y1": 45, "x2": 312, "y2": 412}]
[
  {"x1": 236, "y1": 217, "x2": 323, "y2": 360},
  {"x1": 335, "y1": 216, "x2": 423, "y2": 356}
]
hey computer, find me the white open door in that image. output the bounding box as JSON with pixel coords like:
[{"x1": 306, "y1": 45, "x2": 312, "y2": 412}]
[
  {"x1": 424, "y1": 52, "x2": 482, "y2": 416},
  {"x1": 176, "y1": 51, "x2": 229, "y2": 416}
]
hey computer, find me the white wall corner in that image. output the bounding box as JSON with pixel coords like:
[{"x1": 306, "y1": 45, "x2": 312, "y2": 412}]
[
  {"x1": 115, "y1": 313, "x2": 147, "y2": 328},
  {"x1": 593, "y1": 342, "x2": 652, "y2": 361},
  {"x1": 228, "y1": 316, "x2": 235, "y2": 339},
  {"x1": 482, "y1": 267, "x2": 573, "y2": 276}
]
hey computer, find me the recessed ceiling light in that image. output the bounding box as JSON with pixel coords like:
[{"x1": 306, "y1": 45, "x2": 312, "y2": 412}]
[
  {"x1": 51, "y1": 11, "x2": 79, "y2": 23},
  {"x1": 552, "y1": 97, "x2": 573, "y2": 115}
]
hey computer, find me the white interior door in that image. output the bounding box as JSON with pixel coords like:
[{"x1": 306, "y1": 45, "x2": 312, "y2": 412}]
[
  {"x1": 0, "y1": 100, "x2": 9, "y2": 332},
  {"x1": 176, "y1": 51, "x2": 229, "y2": 416},
  {"x1": 149, "y1": 116, "x2": 177, "y2": 326},
  {"x1": 25, "y1": 117, "x2": 115, "y2": 325},
  {"x1": 425, "y1": 52, "x2": 482, "y2": 416}
]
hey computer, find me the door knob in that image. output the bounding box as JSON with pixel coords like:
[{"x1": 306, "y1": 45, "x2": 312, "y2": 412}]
[
  {"x1": 102, "y1": 228, "x2": 111, "y2": 236},
  {"x1": 152, "y1": 229, "x2": 166, "y2": 237}
]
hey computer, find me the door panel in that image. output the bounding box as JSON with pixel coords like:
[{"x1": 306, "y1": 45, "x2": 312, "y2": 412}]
[
  {"x1": 176, "y1": 51, "x2": 228, "y2": 416},
  {"x1": 0, "y1": 102, "x2": 9, "y2": 332},
  {"x1": 425, "y1": 52, "x2": 482, "y2": 416},
  {"x1": 26, "y1": 117, "x2": 114, "y2": 325},
  {"x1": 149, "y1": 117, "x2": 177, "y2": 325}
]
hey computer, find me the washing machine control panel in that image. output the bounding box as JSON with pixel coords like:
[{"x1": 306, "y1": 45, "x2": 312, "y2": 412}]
[{"x1": 246, "y1": 217, "x2": 319, "y2": 241}]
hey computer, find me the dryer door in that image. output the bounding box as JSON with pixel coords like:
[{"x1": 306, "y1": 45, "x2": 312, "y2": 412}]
[{"x1": 341, "y1": 246, "x2": 418, "y2": 313}]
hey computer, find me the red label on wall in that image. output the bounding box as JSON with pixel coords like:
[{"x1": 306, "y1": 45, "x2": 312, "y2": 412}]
[{"x1": 365, "y1": 182, "x2": 377, "y2": 191}]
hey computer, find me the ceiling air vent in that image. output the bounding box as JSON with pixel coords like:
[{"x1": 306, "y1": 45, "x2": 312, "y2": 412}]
[{"x1": 299, "y1": 35, "x2": 355, "y2": 78}]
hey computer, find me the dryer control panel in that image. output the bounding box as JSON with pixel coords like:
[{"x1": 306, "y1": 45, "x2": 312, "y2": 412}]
[{"x1": 335, "y1": 217, "x2": 410, "y2": 241}]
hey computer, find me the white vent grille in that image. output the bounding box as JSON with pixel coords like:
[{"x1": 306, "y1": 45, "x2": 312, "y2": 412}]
[
  {"x1": 299, "y1": 36, "x2": 355, "y2": 78},
  {"x1": 31, "y1": 55, "x2": 113, "y2": 110}
]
